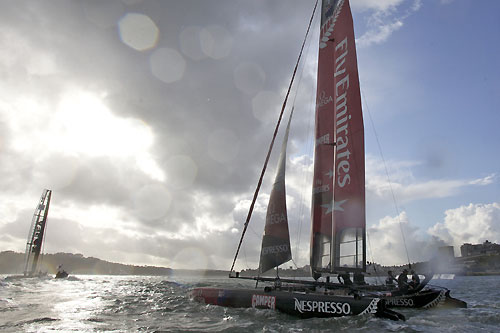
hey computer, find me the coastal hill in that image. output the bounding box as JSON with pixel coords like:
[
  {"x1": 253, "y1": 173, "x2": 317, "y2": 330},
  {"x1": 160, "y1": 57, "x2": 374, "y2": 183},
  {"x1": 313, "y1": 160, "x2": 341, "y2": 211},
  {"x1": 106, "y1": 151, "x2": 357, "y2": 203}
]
[{"x1": 0, "y1": 251, "x2": 172, "y2": 276}]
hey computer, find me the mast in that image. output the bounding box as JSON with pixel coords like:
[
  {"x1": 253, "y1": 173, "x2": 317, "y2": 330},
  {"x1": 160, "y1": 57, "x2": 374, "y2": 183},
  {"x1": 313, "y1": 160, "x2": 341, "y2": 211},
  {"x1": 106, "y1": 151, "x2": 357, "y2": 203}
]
[
  {"x1": 23, "y1": 189, "x2": 52, "y2": 276},
  {"x1": 311, "y1": 0, "x2": 365, "y2": 278}
]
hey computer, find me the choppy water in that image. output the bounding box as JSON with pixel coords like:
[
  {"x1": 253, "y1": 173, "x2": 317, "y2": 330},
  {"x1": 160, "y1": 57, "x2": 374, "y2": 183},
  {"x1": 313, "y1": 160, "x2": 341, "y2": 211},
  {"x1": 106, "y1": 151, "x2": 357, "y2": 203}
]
[{"x1": 1, "y1": 274, "x2": 499, "y2": 332}]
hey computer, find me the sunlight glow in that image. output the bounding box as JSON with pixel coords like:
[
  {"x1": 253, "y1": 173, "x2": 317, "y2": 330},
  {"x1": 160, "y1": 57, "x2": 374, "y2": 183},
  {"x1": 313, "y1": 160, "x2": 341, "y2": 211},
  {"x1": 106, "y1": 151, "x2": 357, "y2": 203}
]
[
  {"x1": 53, "y1": 91, "x2": 148, "y2": 156},
  {"x1": 51, "y1": 202, "x2": 127, "y2": 230},
  {"x1": 49, "y1": 90, "x2": 165, "y2": 181}
]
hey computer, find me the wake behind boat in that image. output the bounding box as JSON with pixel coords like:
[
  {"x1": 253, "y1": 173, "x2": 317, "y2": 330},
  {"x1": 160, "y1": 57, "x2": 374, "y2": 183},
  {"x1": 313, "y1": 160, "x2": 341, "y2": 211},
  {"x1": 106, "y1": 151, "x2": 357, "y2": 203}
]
[{"x1": 192, "y1": 0, "x2": 404, "y2": 321}]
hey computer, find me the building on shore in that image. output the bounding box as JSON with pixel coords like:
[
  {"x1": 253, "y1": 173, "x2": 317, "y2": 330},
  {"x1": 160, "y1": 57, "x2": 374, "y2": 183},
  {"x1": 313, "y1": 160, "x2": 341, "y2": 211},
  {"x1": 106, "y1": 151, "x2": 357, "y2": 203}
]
[{"x1": 460, "y1": 240, "x2": 500, "y2": 257}]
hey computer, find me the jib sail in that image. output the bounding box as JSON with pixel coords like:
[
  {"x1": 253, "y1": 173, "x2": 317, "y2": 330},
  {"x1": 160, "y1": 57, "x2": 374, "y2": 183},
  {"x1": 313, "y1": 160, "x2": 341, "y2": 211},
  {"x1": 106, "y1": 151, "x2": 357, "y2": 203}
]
[{"x1": 259, "y1": 110, "x2": 294, "y2": 273}]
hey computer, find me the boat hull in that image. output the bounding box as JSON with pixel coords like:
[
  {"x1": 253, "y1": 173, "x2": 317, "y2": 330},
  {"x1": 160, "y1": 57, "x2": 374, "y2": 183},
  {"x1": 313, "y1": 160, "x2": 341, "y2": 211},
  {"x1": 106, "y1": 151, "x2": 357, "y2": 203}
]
[
  {"x1": 381, "y1": 289, "x2": 446, "y2": 308},
  {"x1": 191, "y1": 287, "x2": 404, "y2": 320},
  {"x1": 364, "y1": 288, "x2": 467, "y2": 309}
]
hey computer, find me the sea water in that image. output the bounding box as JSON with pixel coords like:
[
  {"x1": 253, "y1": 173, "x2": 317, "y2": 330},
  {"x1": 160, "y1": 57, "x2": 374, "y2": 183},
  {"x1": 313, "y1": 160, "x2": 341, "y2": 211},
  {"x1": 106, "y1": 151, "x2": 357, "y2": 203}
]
[{"x1": 1, "y1": 274, "x2": 499, "y2": 332}]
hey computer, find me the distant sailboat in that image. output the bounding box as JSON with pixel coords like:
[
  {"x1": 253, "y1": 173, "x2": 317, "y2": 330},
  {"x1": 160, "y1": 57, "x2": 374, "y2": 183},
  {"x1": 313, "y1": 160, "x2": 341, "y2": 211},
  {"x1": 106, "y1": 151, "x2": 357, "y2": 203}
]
[
  {"x1": 192, "y1": 0, "x2": 405, "y2": 320},
  {"x1": 23, "y1": 189, "x2": 52, "y2": 277},
  {"x1": 23, "y1": 189, "x2": 69, "y2": 279}
]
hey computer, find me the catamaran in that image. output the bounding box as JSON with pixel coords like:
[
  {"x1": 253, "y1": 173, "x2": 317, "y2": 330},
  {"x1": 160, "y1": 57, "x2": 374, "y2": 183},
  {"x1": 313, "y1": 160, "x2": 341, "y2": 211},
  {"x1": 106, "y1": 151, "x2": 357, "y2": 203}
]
[
  {"x1": 192, "y1": 0, "x2": 466, "y2": 318},
  {"x1": 21, "y1": 189, "x2": 69, "y2": 279},
  {"x1": 23, "y1": 189, "x2": 52, "y2": 277},
  {"x1": 192, "y1": 0, "x2": 407, "y2": 320}
]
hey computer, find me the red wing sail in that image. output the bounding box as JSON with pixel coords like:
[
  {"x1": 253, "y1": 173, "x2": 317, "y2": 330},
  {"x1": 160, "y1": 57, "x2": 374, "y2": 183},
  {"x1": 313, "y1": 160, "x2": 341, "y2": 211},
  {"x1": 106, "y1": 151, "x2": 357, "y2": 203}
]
[
  {"x1": 259, "y1": 111, "x2": 294, "y2": 274},
  {"x1": 311, "y1": 0, "x2": 365, "y2": 277}
]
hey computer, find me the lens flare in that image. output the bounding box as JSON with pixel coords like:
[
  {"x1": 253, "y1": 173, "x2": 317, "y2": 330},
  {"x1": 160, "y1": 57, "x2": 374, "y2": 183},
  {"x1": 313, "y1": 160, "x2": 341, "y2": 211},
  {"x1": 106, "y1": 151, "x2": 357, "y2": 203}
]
[
  {"x1": 118, "y1": 13, "x2": 159, "y2": 51},
  {"x1": 200, "y1": 25, "x2": 232, "y2": 60},
  {"x1": 150, "y1": 48, "x2": 186, "y2": 83}
]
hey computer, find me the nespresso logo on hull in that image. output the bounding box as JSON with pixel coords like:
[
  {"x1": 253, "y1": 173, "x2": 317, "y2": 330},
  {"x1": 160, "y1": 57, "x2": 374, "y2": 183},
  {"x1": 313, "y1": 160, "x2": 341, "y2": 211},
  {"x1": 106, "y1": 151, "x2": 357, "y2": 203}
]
[{"x1": 294, "y1": 298, "x2": 351, "y2": 314}]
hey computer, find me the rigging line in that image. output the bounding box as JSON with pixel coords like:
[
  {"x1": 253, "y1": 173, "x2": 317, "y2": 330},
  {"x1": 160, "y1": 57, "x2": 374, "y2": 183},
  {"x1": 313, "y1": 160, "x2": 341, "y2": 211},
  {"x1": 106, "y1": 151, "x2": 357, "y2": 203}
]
[
  {"x1": 247, "y1": 223, "x2": 260, "y2": 238},
  {"x1": 360, "y1": 89, "x2": 412, "y2": 268},
  {"x1": 291, "y1": 258, "x2": 299, "y2": 270},
  {"x1": 366, "y1": 232, "x2": 381, "y2": 285},
  {"x1": 290, "y1": 4, "x2": 317, "y2": 109},
  {"x1": 293, "y1": 84, "x2": 316, "y2": 263},
  {"x1": 290, "y1": 258, "x2": 302, "y2": 280},
  {"x1": 229, "y1": 0, "x2": 320, "y2": 274},
  {"x1": 242, "y1": 244, "x2": 251, "y2": 270}
]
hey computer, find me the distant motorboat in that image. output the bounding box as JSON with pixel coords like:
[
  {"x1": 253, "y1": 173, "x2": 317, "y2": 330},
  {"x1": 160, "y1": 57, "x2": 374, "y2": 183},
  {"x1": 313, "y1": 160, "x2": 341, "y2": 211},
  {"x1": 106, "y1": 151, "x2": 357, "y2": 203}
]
[
  {"x1": 55, "y1": 264, "x2": 69, "y2": 279},
  {"x1": 55, "y1": 270, "x2": 69, "y2": 279}
]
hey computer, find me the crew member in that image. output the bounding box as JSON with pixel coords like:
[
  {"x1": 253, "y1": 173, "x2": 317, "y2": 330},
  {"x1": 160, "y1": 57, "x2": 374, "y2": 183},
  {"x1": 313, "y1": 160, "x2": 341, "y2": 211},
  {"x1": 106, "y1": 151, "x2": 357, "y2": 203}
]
[
  {"x1": 398, "y1": 269, "x2": 409, "y2": 292},
  {"x1": 353, "y1": 272, "x2": 366, "y2": 285},
  {"x1": 409, "y1": 270, "x2": 420, "y2": 289},
  {"x1": 337, "y1": 272, "x2": 352, "y2": 285},
  {"x1": 385, "y1": 270, "x2": 397, "y2": 286}
]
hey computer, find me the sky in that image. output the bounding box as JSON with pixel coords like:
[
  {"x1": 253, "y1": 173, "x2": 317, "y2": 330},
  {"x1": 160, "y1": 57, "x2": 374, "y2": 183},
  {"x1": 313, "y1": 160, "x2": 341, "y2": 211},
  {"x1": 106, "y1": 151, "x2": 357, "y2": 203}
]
[{"x1": 0, "y1": 0, "x2": 499, "y2": 271}]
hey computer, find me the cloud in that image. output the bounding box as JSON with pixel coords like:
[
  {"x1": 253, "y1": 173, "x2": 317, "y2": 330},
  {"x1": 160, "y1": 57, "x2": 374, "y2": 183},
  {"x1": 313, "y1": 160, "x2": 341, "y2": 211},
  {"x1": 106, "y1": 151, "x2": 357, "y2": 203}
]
[
  {"x1": 355, "y1": 0, "x2": 422, "y2": 48},
  {"x1": 366, "y1": 155, "x2": 495, "y2": 204},
  {"x1": 367, "y1": 211, "x2": 447, "y2": 265},
  {"x1": 357, "y1": 20, "x2": 404, "y2": 47},
  {"x1": 367, "y1": 202, "x2": 500, "y2": 265},
  {"x1": 351, "y1": 0, "x2": 405, "y2": 12},
  {"x1": 469, "y1": 174, "x2": 496, "y2": 186},
  {"x1": 371, "y1": 202, "x2": 500, "y2": 264},
  {"x1": 428, "y1": 202, "x2": 500, "y2": 251}
]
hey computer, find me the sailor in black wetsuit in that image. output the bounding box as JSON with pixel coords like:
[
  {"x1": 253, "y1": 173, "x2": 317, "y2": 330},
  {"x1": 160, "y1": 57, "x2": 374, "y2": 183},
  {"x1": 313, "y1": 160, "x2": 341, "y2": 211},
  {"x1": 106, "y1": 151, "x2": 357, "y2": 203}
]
[
  {"x1": 337, "y1": 272, "x2": 352, "y2": 285},
  {"x1": 397, "y1": 269, "x2": 409, "y2": 292},
  {"x1": 409, "y1": 270, "x2": 420, "y2": 289},
  {"x1": 385, "y1": 270, "x2": 397, "y2": 286},
  {"x1": 353, "y1": 272, "x2": 366, "y2": 285}
]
